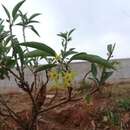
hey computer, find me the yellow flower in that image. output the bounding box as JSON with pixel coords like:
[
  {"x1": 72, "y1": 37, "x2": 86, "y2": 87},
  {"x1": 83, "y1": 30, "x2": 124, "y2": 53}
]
[
  {"x1": 48, "y1": 70, "x2": 59, "y2": 81},
  {"x1": 63, "y1": 71, "x2": 75, "y2": 88},
  {"x1": 55, "y1": 54, "x2": 61, "y2": 61},
  {"x1": 64, "y1": 79, "x2": 71, "y2": 87}
]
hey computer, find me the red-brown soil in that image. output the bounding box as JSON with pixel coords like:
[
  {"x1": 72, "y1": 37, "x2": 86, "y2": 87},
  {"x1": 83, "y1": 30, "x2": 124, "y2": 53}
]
[{"x1": 1, "y1": 83, "x2": 130, "y2": 130}]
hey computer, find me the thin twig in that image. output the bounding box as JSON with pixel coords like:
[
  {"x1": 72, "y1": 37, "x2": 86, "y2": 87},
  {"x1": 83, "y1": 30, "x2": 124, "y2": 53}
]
[
  {"x1": 47, "y1": 88, "x2": 58, "y2": 106},
  {"x1": 39, "y1": 97, "x2": 82, "y2": 114},
  {"x1": 83, "y1": 70, "x2": 91, "y2": 81}
]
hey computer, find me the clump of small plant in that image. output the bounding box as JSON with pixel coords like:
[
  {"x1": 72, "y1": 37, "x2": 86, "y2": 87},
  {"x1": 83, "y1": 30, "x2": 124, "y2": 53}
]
[
  {"x1": 103, "y1": 109, "x2": 120, "y2": 127},
  {"x1": 82, "y1": 44, "x2": 118, "y2": 101},
  {"x1": 85, "y1": 44, "x2": 117, "y2": 85},
  {"x1": 118, "y1": 98, "x2": 130, "y2": 111},
  {"x1": 107, "y1": 110, "x2": 120, "y2": 126}
]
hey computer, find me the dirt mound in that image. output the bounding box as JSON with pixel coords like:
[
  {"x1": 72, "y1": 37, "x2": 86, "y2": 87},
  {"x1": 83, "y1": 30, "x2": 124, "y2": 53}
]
[
  {"x1": 40, "y1": 98, "x2": 114, "y2": 130},
  {"x1": 39, "y1": 101, "x2": 92, "y2": 130}
]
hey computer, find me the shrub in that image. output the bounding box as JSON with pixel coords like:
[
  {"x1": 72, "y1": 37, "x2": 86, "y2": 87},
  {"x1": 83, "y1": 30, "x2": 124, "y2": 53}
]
[{"x1": 0, "y1": 1, "x2": 114, "y2": 130}]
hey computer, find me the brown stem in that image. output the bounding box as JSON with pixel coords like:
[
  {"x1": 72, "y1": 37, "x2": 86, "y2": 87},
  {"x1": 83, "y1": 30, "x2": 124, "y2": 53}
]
[
  {"x1": 35, "y1": 70, "x2": 49, "y2": 107},
  {"x1": 40, "y1": 87, "x2": 100, "y2": 114},
  {"x1": 47, "y1": 88, "x2": 58, "y2": 106},
  {"x1": 2, "y1": 66, "x2": 21, "y2": 81},
  {"x1": 67, "y1": 87, "x2": 73, "y2": 100},
  {"x1": 39, "y1": 98, "x2": 81, "y2": 114},
  {"x1": 83, "y1": 70, "x2": 91, "y2": 81}
]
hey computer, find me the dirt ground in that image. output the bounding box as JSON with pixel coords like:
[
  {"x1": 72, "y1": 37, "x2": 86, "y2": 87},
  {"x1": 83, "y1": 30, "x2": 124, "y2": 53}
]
[{"x1": 1, "y1": 82, "x2": 130, "y2": 130}]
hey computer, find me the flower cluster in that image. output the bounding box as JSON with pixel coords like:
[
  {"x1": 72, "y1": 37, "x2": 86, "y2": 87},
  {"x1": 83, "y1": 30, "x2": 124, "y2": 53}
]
[
  {"x1": 63, "y1": 71, "x2": 75, "y2": 88},
  {"x1": 48, "y1": 70, "x2": 59, "y2": 81},
  {"x1": 52, "y1": 54, "x2": 61, "y2": 63},
  {"x1": 48, "y1": 69, "x2": 76, "y2": 89}
]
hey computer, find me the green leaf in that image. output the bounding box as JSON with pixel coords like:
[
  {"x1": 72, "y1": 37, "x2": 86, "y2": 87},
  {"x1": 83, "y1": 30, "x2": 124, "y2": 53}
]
[
  {"x1": 69, "y1": 52, "x2": 114, "y2": 69},
  {"x1": 0, "y1": 26, "x2": 4, "y2": 33},
  {"x1": 5, "y1": 35, "x2": 14, "y2": 45},
  {"x1": 57, "y1": 32, "x2": 67, "y2": 40},
  {"x1": 64, "y1": 50, "x2": 77, "y2": 58},
  {"x1": 2, "y1": 5, "x2": 10, "y2": 20},
  {"x1": 5, "y1": 46, "x2": 11, "y2": 53},
  {"x1": 5, "y1": 57, "x2": 16, "y2": 68},
  {"x1": 0, "y1": 22, "x2": 4, "y2": 33},
  {"x1": 16, "y1": 22, "x2": 24, "y2": 26},
  {"x1": 20, "y1": 42, "x2": 56, "y2": 57},
  {"x1": 0, "y1": 68, "x2": 9, "y2": 80},
  {"x1": 29, "y1": 20, "x2": 40, "y2": 24},
  {"x1": 13, "y1": 13, "x2": 19, "y2": 22},
  {"x1": 35, "y1": 64, "x2": 56, "y2": 72},
  {"x1": 68, "y1": 28, "x2": 75, "y2": 36},
  {"x1": 63, "y1": 48, "x2": 77, "y2": 58},
  {"x1": 91, "y1": 63, "x2": 97, "y2": 78},
  {"x1": 29, "y1": 13, "x2": 41, "y2": 21},
  {"x1": 102, "y1": 71, "x2": 113, "y2": 83},
  {"x1": 18, "y1": 10, "x2": 28, "y2": 24},
  {"x1": 118, "y1": 99, "x2": 130, "y2": 111},
  {"x1": 107, "y1": 43, "x2": 116, "y2": 55},
  {"x1": 29, "y1": 25, "x2": 40, "y2": 37},
  {"x1": 0, "y1": 32, "x2": 9, "y2": 42},
  {"x1": 85, "y1": 95, "x2": 92, "y2": 104},
  {"x1": 107, "y1": 44, "x2": 112, "y2": 54},
  {"x1": 68, "y1": 48, "x2": 75, "y2": 52},
  {"x1": 12, "y1": 0, "x2": 25, "y2": 19},
  {"x1": 25, "y1": 50, "x2": 50, "y2": 58},
  {"x1": 14, "y1": 42, "x2": 24, "y2": 64}
]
